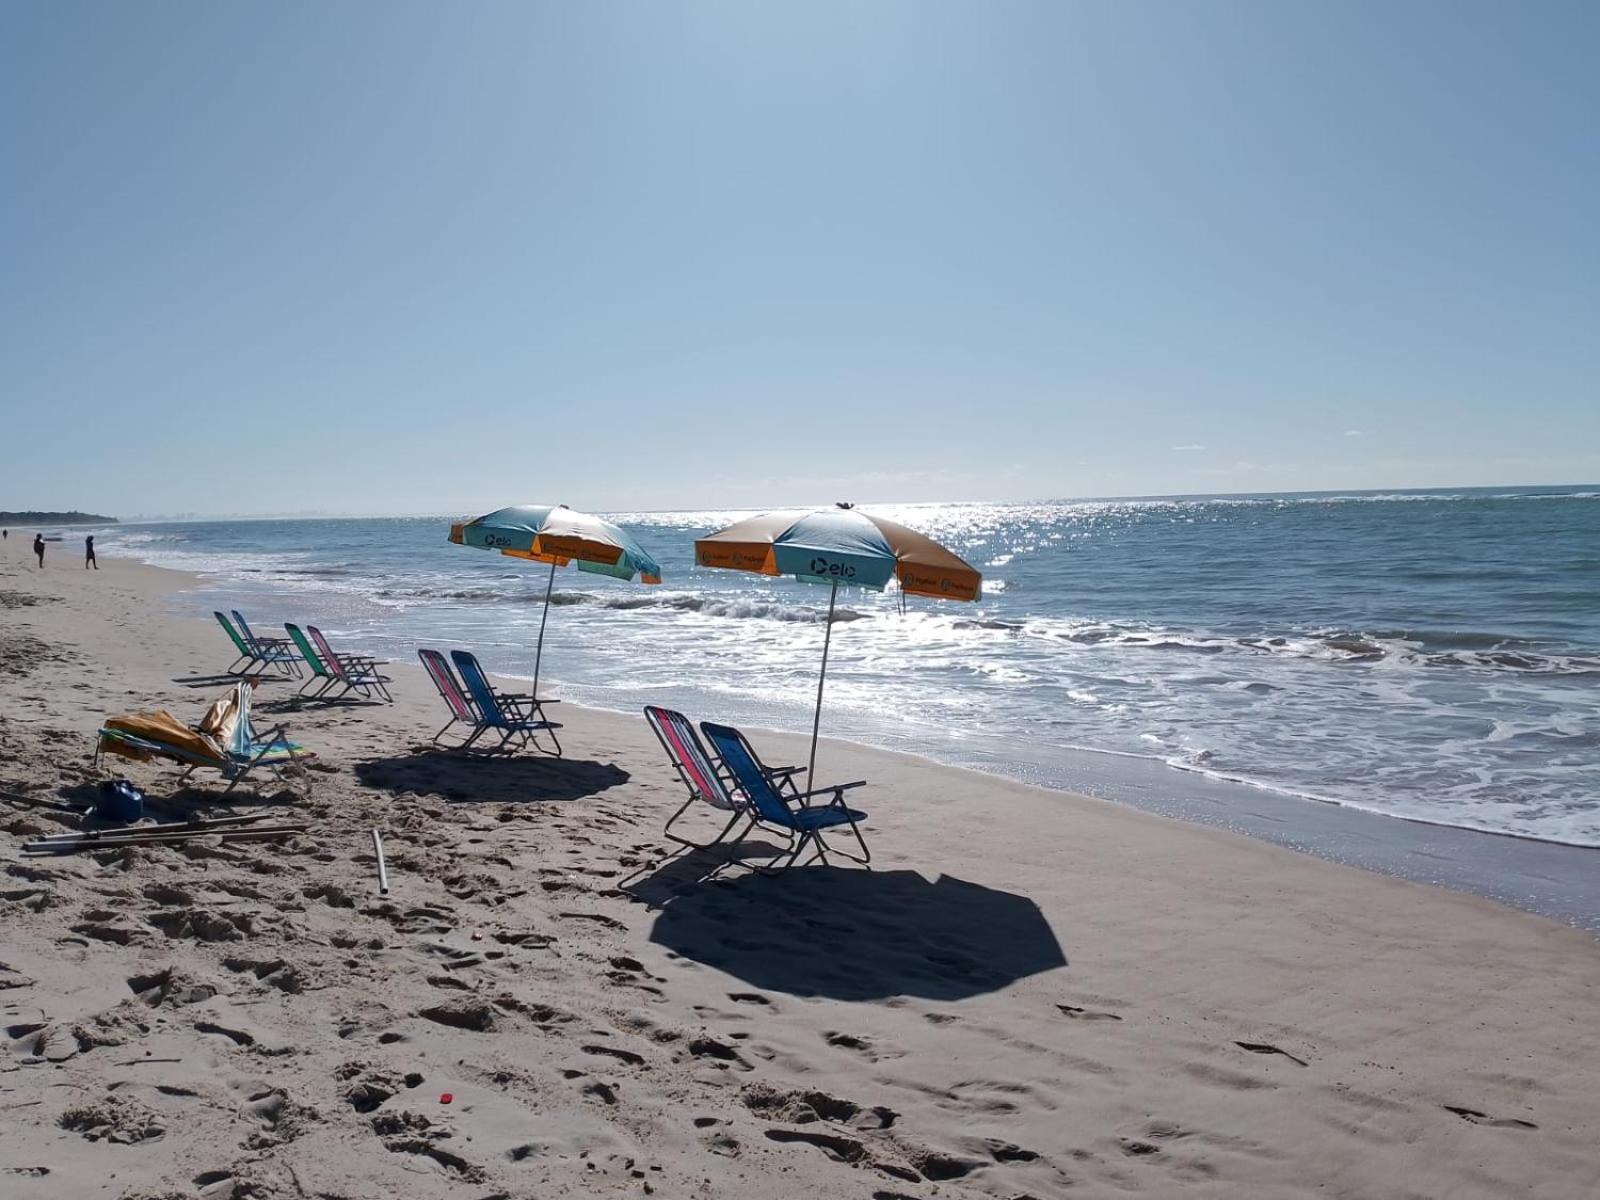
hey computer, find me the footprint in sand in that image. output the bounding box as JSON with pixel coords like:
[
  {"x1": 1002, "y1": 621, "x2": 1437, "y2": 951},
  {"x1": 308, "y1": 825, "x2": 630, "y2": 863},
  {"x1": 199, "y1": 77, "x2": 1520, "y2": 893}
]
[
  {"x1": 742, "y1": 1084, "x2": 898, "y2": 1131},
  {"x1": 1235, "y1": 1041, "x2": 1309, "y2": 1067},
  {"x1": 59, "y1": 1099, "x2": 165, "y2": 1145},
  {"x1": 824, "y1": 1029, "x2": 898, "y2": 1061},
  {"x1": 222, "y1": 956, "x2": 305, "y2": 994},
  {"x1": 583, "y1": 1043, "x2": 647, "y2": 1067},
  {"x1": 382, "y1": 1138, "x2": 486, "y2": 1182},
  {"x1": 418, "y1": 997, "x2": 498, "y2": 1031},
  {"x1": 194, "y1": 1020, "x2": 255, "y2": 1047},
  {"x1": 192, "y1": 1169, "x2": 235, "y2": 1199},
  {"x1": 1443, "y1": 1104, "x2": 1538, "y2": 1129},
  {"x1": 126, "y1": 966, "x2": 218, "y2": 1008},
  {"x1": 688, "y1": 1035, "x2": 752, "y2": 1070},
  {"x1": 1057, "y1": 1002, "x2": 1123, "y2": 1021},
  {"x1": 696, "y1": 1121, "x2": 741, "y2": 1158},
  {"x1": 763, "y1": 1127, "x2": 868, "y2": 1164},
  {"x1": 556, "y1": 910, "x2": 627, "y2": 931}
]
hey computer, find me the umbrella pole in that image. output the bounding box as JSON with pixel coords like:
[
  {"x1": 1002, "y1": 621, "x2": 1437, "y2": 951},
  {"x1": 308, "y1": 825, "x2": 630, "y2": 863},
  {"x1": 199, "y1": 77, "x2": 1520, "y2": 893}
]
[
  {"x1": 532, "y1": 560, "x2": 556, "y2": 698},
  {"x1": 807, "y1": 579, "x2": 838, "y2": 784}
]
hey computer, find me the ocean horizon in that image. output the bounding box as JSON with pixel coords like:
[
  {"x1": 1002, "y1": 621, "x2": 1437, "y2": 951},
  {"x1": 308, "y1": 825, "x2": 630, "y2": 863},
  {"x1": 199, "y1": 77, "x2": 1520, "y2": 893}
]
[{"x1": 85, "y1": 484, "x2": 1599, "y2": 849}]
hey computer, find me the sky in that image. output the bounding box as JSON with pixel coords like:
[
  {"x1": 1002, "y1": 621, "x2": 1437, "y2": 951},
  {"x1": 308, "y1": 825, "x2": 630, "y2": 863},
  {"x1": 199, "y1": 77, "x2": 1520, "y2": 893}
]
[{"x1": 2, "y1": 1, "x2": 1597, "y2": 518}]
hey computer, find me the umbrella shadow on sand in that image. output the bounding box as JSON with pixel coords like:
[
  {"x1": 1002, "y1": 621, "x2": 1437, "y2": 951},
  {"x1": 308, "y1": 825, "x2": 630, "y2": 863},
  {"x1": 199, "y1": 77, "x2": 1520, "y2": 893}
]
[
  {"x1": 629, "y1": 862, "x2": 1066, "y2": 1002},
  {"x1": 354, "y1": 751, "x2": 628, "y2": 805}
]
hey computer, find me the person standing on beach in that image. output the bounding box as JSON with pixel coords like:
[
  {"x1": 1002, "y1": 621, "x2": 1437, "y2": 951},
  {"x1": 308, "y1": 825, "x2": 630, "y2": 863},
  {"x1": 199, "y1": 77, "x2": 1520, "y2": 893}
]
[
  {"x1": 85, "y1": 534, "x2": 98, "y2": 569},
  {"x1": 33, "y1": 533, "x2": 45, "y2": 568}
]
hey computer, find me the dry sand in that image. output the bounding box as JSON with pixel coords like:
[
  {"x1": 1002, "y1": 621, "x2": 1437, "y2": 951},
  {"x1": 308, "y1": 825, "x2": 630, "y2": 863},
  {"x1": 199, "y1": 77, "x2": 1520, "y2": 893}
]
[{"x1": 1, "y1": 537, "x2": 1597, "y2": 1199}]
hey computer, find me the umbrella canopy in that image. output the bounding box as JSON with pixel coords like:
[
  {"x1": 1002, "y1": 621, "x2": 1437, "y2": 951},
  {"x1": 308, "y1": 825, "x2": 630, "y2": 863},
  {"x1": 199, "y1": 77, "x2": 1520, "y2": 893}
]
[
  {"x1": 450, "y1": 504, "x2": 662, "y2": 583},
  {"x1": 450, "y1": 504, "x2": 662, "y2": 696},
  {"x1": 696, "y1": 504, "x2": 979, "y2": 599},
  {"x1": 695, "y1": 503, "x2": 981, "y2": 778}
]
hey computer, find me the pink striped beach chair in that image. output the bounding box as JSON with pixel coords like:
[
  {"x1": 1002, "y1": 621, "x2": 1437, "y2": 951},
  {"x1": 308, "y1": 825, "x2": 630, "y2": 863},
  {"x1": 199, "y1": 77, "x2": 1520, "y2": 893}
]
[{"x1": 419, "y1": 649, "x2": 480, "y2": 746}]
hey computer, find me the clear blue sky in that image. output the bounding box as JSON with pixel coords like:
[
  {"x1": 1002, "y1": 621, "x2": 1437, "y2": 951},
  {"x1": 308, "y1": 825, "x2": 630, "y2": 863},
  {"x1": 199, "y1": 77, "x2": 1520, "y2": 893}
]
[{"x1": 3, "y1": 1, "x2": 1596, "y2": 517}]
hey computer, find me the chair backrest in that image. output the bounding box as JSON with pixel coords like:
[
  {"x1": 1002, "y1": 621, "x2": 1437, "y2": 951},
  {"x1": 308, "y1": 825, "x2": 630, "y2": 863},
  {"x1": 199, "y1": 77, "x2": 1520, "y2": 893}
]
[
  {"x1": 231, "y1": 610, "x2": 263, "y2": 648},
  {"x1": 215, "y1": 612, "x2": 252, "y2": 656},
  {"x1": 418, "y1": 649, "x2": 476, "y2": 721},
  {"x1": 306, "y1": 626, "x2": 350, "y2": 682},
  {"x1": 450, "y1": 651, "x2": 509, "y2": 726},
  {"x1": 285, "y1": 624, "x2": 329, "y2": 676},
  {"x1": 644, "y1": 706, "x2": 736, "y2": 811},
  {"x1": 700, "y1": 723, "x2": 794, "y2": 826}
]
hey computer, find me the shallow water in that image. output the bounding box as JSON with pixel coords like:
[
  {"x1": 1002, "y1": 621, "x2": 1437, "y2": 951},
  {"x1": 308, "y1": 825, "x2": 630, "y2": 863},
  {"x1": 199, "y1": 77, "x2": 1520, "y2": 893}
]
[{"x1": 93, "y1": 486, "x2": 1600, "y2": 846}]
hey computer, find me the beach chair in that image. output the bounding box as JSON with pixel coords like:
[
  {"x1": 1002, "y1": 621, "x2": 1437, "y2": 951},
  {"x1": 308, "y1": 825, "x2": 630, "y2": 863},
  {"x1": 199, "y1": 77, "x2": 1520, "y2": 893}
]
[
  {"x1": 419, "y1": 649, "x2": 486, "y2": 746},
  {"x1": 283, "y1": 624, "x2": 387, "y2": 702},
  {"x1": 450, "y1": 650, "x2": 563, "y2": 756},
  {"x1": 214, "y1": 611, "x2": 263, "y2": 675},
  {"x1": 230, "y1": 610, "x2": 302, "y2": 677},
  {"x1": 95, "y1": 681, "x2": 313, "y2": 793},
  {"x1": 214, "y1": 611, "x2": 298, "y2": 677},
  {"x1": 306, "y1": 626, "x2": 392, "y2": 702},
  {"x1": 644, "y1": 706, "x2": 809, "y2": 849},
  {"x1": 700, "y1": 721, "x2": 870, "y2": 869},
  {"x1": 645, "y1": 706, "x2": 756, "y2": 849},
  {"x1": 285, "y1": 624, "x2": 341, "y2": 700}
]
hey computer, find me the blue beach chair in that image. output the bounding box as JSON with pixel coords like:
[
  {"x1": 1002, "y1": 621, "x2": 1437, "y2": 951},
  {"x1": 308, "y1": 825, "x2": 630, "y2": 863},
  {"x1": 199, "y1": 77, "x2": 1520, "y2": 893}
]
[
  {"x1": 214, "y1": 611, "x2": 299, "y2": 677},
  {"x1": 450, "y1": 650, "x2": 563, "y2": 756},
  {"x1": 231, "y1": 610, "x2": 302, "y2": 678},
  {"x1": 700, "y1": 722, "x2": 870, "y2": 870}
]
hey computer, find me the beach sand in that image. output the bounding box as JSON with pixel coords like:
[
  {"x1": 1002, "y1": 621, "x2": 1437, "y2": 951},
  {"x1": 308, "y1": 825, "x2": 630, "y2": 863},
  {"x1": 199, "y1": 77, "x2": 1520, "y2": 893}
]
[{"x1": 1, "y1": 538, "x2": 1597, "y2": 1199}]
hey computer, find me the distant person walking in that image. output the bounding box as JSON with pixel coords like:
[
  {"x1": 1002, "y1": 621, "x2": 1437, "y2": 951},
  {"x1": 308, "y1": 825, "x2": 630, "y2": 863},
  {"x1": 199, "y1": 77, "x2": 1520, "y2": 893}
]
[
  {"x1": 33, "y1": 533, "x2": 45, "y2": 568},
  {"x1": 85, "y1": 534, "x2": 98, "y2": 569}
]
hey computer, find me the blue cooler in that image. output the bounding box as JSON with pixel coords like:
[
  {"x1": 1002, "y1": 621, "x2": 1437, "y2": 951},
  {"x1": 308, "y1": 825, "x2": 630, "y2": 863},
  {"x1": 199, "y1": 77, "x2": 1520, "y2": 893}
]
[{"x1": 95, "y1": 780, "x2": 145, "y2": 823}]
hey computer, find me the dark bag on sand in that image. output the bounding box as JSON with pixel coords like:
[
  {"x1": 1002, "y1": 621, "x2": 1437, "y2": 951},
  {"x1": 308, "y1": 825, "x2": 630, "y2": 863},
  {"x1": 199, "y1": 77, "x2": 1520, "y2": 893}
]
[{"x1": 95, "y1": 779, "x2": 145, "y2": 823}]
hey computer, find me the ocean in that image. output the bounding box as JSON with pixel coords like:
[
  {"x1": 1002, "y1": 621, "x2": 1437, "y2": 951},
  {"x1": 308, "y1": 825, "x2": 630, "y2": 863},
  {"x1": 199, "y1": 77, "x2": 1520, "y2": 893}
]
[{"x1": 90, "y1": 487, "x2": 1599, "y2": 848}]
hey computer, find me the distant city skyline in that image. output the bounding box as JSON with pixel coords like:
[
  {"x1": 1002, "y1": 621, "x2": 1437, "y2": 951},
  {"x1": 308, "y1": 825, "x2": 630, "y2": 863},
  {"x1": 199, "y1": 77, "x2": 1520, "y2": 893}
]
[{"x1": 4, "y1": 1, "x2": 1596, "y2": 517}]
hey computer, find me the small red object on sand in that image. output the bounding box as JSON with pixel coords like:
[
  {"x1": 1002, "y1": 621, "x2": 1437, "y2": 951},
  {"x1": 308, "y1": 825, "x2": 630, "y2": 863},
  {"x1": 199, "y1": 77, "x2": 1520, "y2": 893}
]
[{"x1": 440, "y1": 1092, "x2": 453, "y2": 1104}]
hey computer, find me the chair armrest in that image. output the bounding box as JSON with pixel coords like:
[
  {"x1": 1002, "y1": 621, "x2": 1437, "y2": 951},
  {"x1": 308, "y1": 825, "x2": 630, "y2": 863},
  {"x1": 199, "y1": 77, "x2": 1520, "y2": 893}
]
[
  {"x1": 491, "y1": 693, "x2": 540, "y2": 716},
  {"x1": 494, "y1": 690, "x2": 558, "y2": 708},
  {"x1": 789, "y1": 780, "x2": 867, "y2": 805}
]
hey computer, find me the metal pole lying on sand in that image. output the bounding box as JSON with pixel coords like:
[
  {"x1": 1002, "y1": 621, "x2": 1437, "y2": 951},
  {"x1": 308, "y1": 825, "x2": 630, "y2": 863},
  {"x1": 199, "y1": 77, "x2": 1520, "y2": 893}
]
[
  {"x1": 806, "y1": 579, "x2": 839, "y2": 787},
  {"x1": 371, "y1": 829, "x2": 390, "y2": 895},
  {"x1": 22, "y1": 825, "x2": 308, "y2": 855}
]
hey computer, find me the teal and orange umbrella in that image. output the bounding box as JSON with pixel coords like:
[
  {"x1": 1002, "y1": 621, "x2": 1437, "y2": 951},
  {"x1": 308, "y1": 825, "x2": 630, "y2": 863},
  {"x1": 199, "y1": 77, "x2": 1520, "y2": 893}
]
[
  {"x1": 696, "y1": 503, "x2": 981, "y2": 778},
  {"x1": 450, "y1": 505, "x2": 662, "y2": 696}
]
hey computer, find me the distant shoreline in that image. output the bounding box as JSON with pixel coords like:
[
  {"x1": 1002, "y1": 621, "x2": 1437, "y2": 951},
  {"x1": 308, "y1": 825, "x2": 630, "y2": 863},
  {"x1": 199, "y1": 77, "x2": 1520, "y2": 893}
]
[{"x1": 0, "y1": 511, "x2": 118, "y2": 525}]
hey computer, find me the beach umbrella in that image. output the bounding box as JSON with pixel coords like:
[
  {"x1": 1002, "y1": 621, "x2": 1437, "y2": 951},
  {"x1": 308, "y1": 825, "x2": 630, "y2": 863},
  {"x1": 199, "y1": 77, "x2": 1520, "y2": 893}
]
[
  {"x1": 695, "y1": 502, "x2": 981, "y2": 780},
  {"x1": 449, "y1": 505, "x2": 662, "y2": 696}
]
